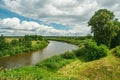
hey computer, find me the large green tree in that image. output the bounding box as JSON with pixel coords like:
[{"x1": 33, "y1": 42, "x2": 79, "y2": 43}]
[
  {"x1": 88, "y1": 9, "x2": 119, "y2": 47},
  {"x1": 111, "y1": 21, "x2": 120, "y2": 48}
]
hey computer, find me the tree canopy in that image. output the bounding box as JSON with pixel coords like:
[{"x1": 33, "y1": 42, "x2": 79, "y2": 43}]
[
  {"x1": 88, "y1": 9, "x2": 119, "y2": 47},
  {"x1": 111, "y1": 21, "x2": 120, "y2": 48}
]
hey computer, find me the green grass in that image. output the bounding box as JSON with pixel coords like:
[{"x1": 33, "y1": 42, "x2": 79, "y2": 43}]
[
  {"x1": 56, "y1": 54, "x2": 120, "y2": 80},
  {"x1": 0, "y1": 50, "x2": 119, "y2": 80},
  {"x1": 36, "y1": 55, "x2": 75, "y2": 72},
  {"x1": 0, "y1": 53, "x2": 76, "y2": 80}
]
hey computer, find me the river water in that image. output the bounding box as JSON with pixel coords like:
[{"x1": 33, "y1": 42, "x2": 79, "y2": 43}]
[{"x1": 0, "y1": 41, "x2": 78, "y2": 69}]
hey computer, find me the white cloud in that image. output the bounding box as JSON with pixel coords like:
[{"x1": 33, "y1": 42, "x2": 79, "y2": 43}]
[
  {"x1": 43, "y1": 4, "x2": 63, "y2": 16},
  {"x1": 0, "y1": 17, "x2": 90, "y2": 36},
  {"x1": 1, "y1": 0, "x2": 120, "y2": 36},
  {"x1": 2, "y1": 0, "x2": 99, "y2": 24}
]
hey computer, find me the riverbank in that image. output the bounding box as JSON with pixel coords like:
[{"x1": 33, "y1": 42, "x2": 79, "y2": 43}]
[
  {"x1": 47, "y1": 36, "x2": 92, "y2": 46},
  {"x1": 0, "y1": 41, "x2": 77, "y2": 69},
  {"x1": 0, "y1": 35, "x2": 48, "y2": 57},
  {"x1": 0, "y1": 50, "x2": 77, "y2": 79},
  {"x1": 0, "y1": 46, "x2": 119, "y2": 80}
]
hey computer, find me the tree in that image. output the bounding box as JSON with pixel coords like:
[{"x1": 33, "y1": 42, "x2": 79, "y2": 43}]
[
  {"x1": 111, "y1": 21, "x2": 120, "y2": 48},
  {"x1": 88, "y1": 9, "x2": 119, "y2": 47},
  {"x1": 0, "y1": 35, "x2": 8, "y2": 50},
  {"x1": 11, "y1": 39, "x2": 19, "y2": 47},
  {"x1": 23, "y1": 35, "x2": 32, "y2": 48}
]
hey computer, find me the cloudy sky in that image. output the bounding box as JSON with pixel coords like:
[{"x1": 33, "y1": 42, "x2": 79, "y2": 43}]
[{"x1": 0, "y1": 0, "x2": 120, "y2": 36}]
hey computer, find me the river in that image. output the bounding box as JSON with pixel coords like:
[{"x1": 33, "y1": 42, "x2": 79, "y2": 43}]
[{"x1": 0, "y1": 41, "x2": 78, "y2": 69}]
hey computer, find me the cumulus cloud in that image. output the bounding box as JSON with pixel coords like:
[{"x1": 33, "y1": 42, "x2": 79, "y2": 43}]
[
  {"x1": 1, "y1": 0, "x2": 98, "y2": 25},
  {"x1": 0, "y1": 17, "x2": 90, "y2": 36},
  {"x1": 1, "y1": 0, "x2": 120, "y2": 36}
]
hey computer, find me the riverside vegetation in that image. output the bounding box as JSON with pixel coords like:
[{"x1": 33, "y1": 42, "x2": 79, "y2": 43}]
[
  {"x1": 0, "y1": 35, "x2": 48, "y2": 57},
  {"x1": 0, "y1": 9, "x2": 120, "y2": 80},
  {"x1": 0, "y1": 37, "x2": 120, "y2": 80}
]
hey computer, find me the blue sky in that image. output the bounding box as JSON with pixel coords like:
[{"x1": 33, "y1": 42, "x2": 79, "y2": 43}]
[
  {"x1": 0, "y1": 0, "x2": 120, "y2": 36},
  {"x1": 0, "y1": 7, "x2": 71, "y2": 30}
]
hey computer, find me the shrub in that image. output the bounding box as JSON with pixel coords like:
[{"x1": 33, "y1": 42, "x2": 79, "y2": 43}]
[
  {"x1": 86, "y1": 42, "x2": 108, "y2": 61},
  {"x1": 74, "y1": 48, "x2": 84, "y2": 57},
  {"x1": 61, "y1": 51, "x2": 76, "y2": 59},
  {"x1": 84, "y1": 42, "x2": 98, "y2": 61},
  {"x1": 97, "y1": 45, "x2": 108, "y2": 58},
  {"x1": 75, "y1": 42, "x2": 108, "y2": 61},
  {"x1": 113, "y1": 46, "x2": 120, "y2": 57},
  {"x1": 36, "y1": 55, "x2": 63, "y2": 71}
]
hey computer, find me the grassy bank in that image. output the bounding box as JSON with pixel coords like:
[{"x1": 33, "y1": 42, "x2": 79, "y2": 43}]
[
  {"x1": 57, "y1": 53, "x2": 120, "y2": 80},
  {"x1": 0, "y1": 49, "x2": 119, "y2": 80},
  {"x1": 0, "y1": 51, "x2": 77, "y2": 80},
  {"x1": 47, "y1": 36, "x2": 93, "y2": 46}
]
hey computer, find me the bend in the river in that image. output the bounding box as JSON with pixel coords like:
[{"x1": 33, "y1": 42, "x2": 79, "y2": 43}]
[{"x1": 0, "y1": 41, "x2": 78, "y2": 69}]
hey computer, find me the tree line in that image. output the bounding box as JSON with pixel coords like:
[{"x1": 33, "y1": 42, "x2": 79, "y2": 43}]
[{"x1": 0, "y1": 35, "x2": 48, "y2": 57}]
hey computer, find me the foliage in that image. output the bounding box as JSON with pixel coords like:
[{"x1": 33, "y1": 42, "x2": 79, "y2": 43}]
[
  {"x1": 0, "y1": 47, "x2": 119, "y2": 80},
  {"x1": 36, "y1": 55, "x2": 74, "y2": 71},
  {"x1": 74, "y1": 48, "x2": 84, "y2": 57},
  {"x1": 111, "y1": 21, "x2": 120, "y2": 48},
  {"x1": 97, "y1": 45, "x2": 109, "y2": 57},
  {"x1": 0, "y1": 35, "x2": 48, "y2": 57},
  {"x1": 0, "y1": 36, "x2": 119, "y2": 80},
  {"x1": 113, "y1": 46, "x2": 120, "y2": 57},
  {"x1": 61, "y1": 51, "x2": 76, "y2": 59},
  {"x1": 47, "y1": 36, "x2": 108, "y2": 61},
  {"x1": 75, "y1": 42, "x2": 108, "y2": 61},
  {"x1": 0, "y1": 35, "x2": 9, "y2": 51},
  {"x1": 88, "y1": 9, "x2": 119, "y2": 47},
  {"x1": 47, "y1": 36, "x2": 93, "y2": 47}
]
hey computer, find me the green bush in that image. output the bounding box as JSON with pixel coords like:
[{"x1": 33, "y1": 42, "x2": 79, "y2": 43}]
[
  {"x1": 61, "y1": 51, "x2": 76, "y2": 59},
  {"x1": 97, "y1": 45, "x2": 109, "y2": 58},
  {"x1": 113, "y1": 46, "x2": 120, "y2": 57},
  {"x1": 74, "y1": 48, "x2": 83, "y2": 57},
  {"x1": 75, "y1": 42, "x2": 108, "y2": 61},
  {"x1": 84, "y1": 42, "x2": 97, "y2": 61},
  {"x1": 36, "y1": 55, "x2": 63, "y2": 71}
]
